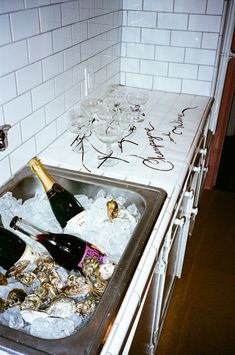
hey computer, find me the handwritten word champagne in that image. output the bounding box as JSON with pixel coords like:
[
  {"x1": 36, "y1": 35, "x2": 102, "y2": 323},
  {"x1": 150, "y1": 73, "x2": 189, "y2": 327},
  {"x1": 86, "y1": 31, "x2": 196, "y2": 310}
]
[
  {"x1": 28, "y1": 157, "x2": 86, "y2": 229},
  {"x1": 0, "y1": 226, "x2": 37, "y2": 270},
  {"x1": 10, "y1": 216, "x2": 106, "y2": 271}
]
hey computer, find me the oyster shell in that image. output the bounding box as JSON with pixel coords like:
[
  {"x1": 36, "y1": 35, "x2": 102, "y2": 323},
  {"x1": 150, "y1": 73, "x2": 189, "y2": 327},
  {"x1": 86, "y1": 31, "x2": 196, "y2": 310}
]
[
  {"x1": 16, "y1": 272, "x2": 37, "y2": 286},
  {"x1": 35, "y1": 256, "x2": 56, "y2": 272},
  {"x1": 63, "y1": 275, "x2": 90, "y2": 297},
  {"x1": 107, "y1": 199, "x2": 119, "y2": 219},
  {"x1": 7, "y1": 288, "x2": 28, "y2": 307},
  {"x1": 67, "y1": 274, "x2": 85, "y2": 286},
  {"x1": 82, "y1": 257, "x2": 100, "y2": 277},
  {"x1": 0, "y1": 272, "x2": 7, "y2": 286},
  {"x1": 21, "y1": 294, "x2": 42, "y2": 311},
  {"x1": 6, "y1": 260, "x2": 31, "y2": 278},
  {"x1": 35, "y1": 270, "x2": 48, "y2": 284},
  {"x1": 75, "y1": 298, "x2": 97, "y2": 317},
  {"x1": 46, "y1": 297, "x2": 76, "y2": 318},
  {"x1": 86, "y1": 274, "x2": 107, "y2": 299},
  {"x1": 49, "y1": 269, "x2": 64, "y2": 290},
  {"x1": 0, "y1": 297, "x2": 8, "y2": 313},
  {"x1": 34, "y1": 283, "x2": 57, "y2": 308},
  {"x1": 62, "y1": 284, "x2": 90, "y2": 298}
]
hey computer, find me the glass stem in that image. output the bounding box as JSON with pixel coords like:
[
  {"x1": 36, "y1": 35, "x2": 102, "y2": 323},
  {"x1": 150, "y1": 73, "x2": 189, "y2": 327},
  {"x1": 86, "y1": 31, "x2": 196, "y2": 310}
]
[{"x1": 106, "y1": 143, "x2": 112, "y2": 155}]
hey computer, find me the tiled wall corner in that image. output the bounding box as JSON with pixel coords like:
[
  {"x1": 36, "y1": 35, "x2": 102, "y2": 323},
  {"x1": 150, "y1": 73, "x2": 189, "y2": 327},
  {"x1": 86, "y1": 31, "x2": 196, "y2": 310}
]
[
  {"x1": 0, "y1": 0, "x2": 122, "y2": 184},
  {"x1": 120, "y1": 0, "x2": 225, "y2": 97}
]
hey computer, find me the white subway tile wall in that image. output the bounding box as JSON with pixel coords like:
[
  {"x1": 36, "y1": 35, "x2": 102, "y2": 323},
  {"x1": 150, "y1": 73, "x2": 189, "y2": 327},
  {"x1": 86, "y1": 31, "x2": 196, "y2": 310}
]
[
  {"x1": 121, "y1": 0, "x2": 224, "y2": 98},
  {"x1": 0, "y1": 0, "x2": 122, "y2": 184},
  {"x1": 0, "y1": 0, "x2": 225, "y2": 184}
]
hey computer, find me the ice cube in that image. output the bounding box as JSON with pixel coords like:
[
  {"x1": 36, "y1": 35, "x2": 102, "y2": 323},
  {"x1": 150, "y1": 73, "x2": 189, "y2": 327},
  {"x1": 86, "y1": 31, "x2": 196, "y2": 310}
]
[
  {"x1": 29, "y1": 317, "x2": 75, "y2": 339},
  {"x1": 0, "y1": 192, "x2": 22, "y2": 228},
  {"x1": 1, "y1": 306, "x2": 24, "y2": 330},
  {"x1": 75, "y1": 195, "x2": 94, "y2": 210}
]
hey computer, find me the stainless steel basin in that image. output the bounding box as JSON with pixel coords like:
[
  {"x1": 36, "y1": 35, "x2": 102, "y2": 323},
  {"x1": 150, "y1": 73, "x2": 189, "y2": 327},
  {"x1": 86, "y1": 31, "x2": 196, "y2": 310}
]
[{"x1": 0, "y1": 165, "x2": 166, "y2": 355}]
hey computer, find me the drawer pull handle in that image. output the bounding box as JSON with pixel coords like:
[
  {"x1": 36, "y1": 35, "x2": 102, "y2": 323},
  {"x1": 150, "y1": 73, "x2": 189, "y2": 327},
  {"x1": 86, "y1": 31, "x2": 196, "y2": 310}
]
[
  {"x1": 174, "y1": 216, "x2": 186, "y2": 227},
  {"x1": 193, "y1": 166, "x2": 201, "y2": 172}
]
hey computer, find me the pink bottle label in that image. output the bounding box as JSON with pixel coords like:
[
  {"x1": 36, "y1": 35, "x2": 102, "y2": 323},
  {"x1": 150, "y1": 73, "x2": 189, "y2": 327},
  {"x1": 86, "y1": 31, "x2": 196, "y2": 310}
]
[{"x1": 78, "y1": 243, "x2": 106, "y2": 269}]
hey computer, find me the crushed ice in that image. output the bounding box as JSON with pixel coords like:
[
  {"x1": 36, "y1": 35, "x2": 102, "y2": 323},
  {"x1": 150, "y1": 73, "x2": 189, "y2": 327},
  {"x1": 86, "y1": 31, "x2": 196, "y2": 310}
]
[{"x1": 0, "y1": 189, "x2": 141, "y2": 339}]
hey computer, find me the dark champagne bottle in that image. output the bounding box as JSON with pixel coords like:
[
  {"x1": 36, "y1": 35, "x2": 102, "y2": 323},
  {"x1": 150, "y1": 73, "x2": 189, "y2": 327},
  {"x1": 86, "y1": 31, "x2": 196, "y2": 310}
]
[
  {"x1": 0, "y1": 226, "x2": 37, "y2": 270},
  {"x1": 28, "y1": 157, "x2": 86, "y2": 229},
  {"x1": 10, "y1": 216, "x2": 106, "y2": 271}
]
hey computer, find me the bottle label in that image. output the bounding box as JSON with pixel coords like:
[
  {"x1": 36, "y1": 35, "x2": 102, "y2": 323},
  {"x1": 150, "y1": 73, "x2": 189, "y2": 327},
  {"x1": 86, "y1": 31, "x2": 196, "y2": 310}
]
[
  {"x1": 78, "y1": 243, "x2": 106, "y2": 269},
  {"x1": 18, "y1": 244, "x2": 39, "y2": 263},
  {"x1": 66, "y1": 210, "x2": 87, "y2": 230}
]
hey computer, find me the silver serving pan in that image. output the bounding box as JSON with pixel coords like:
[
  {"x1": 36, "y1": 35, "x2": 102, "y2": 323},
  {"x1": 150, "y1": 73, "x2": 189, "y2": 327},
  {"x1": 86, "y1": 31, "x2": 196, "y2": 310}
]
[{"x1": 0, "y1": 165, "x2": 166, "y2": 355}]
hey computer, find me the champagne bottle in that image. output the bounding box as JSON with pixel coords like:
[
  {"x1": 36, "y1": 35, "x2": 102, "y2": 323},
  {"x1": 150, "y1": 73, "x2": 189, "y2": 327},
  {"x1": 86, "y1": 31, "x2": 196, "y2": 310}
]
[
  {"x1": 0, "y1": 226, "x2": 38, "y2": 270},
  {"x1": 10, "y1": 216, "x2": 106, "y2": 271},
  {"x1": 28, "y1": 157, "x2": 86, "y2": 229}
]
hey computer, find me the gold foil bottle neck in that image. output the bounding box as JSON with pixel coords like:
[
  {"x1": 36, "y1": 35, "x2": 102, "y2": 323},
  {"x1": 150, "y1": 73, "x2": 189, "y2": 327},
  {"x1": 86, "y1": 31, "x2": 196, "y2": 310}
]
[{"x1": 28, "y1": 156, "x2": 56, "y2": 192}]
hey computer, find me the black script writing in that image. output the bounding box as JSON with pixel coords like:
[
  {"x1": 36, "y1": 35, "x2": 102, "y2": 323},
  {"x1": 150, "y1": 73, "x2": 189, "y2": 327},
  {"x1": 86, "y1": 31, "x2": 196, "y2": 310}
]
[
  {"x1": 130, "y1": 122, "x2": 175, "y2": 171},
  {"x1": 170, "y1": 106, "x2": 198, "y2": 136}
]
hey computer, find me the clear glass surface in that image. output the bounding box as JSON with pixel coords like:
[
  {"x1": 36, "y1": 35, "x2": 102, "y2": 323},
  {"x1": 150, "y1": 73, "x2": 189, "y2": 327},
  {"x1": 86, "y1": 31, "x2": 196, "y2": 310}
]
[
  {"x1": 68, "y1": 108, "x2": 92, "y2": 154},
  {"x1": 127, "y1": 91, "x2": 149, "y2": 123},
  {"x1": 127, "y1": 91, "x2": 149, "y2": 106},
  {"x1": 113, "y1": 112, "x2": 134, "y2": 133},
  {"x1": 94, "y1": 122, "x2": 123, "y2": 167},
  {"x1": 80, "y1": 98, "x2": 103, "y2": 119}
]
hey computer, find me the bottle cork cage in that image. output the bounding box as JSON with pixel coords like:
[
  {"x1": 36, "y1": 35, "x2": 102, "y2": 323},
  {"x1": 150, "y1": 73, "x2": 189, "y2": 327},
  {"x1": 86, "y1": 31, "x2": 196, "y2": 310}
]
[{"x1": 0, "y1": 165, "x2": 166, "y2": 355}]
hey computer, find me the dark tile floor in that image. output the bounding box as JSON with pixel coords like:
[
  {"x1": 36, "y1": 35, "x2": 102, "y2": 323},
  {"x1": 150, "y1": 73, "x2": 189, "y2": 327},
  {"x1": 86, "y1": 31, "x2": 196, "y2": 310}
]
[
  {"x1": 216, "y1": 135, "x2": 235, "y2": 193},
  {"x1": 156, "y1": 188, "x2": 235, "y2": 355}
]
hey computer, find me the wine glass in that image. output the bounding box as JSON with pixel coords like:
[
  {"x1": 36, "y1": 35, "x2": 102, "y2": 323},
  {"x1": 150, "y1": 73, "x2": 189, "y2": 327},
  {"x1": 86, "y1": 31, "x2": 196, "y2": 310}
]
[
  {"x1": 94, "y1": 122, "x2": 123, "y2": 167},
  {"x1": 80, "y1": 97, "x2": 103, "y2": 122},
  {"x1": 68, "y1": 108, "x2": 91, "y2": 153},
  {"x1": 113, "y1": 111, "x2": 134, "y2": 133},
  {"x1": 127, "y1": 91, "x2": 149, "y2": 123},
  {"x1": 68, "y1": 108, "x2": 90, "y2": 134},
  {"x1": 96, "y1": 103, "x2": 114, "y2": 123},
  {"x1": 104, "y1": 84, "x2": 126, "y2": 113}
]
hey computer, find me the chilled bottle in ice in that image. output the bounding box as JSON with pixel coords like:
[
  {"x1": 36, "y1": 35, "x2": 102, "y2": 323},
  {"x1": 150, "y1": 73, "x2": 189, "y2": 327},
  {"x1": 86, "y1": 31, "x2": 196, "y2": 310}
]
[
  {"x1": 0, "y1": 226, "x2": 37, "y2": 270},
  {"x1": 10, "y1": 216, "x2": 106, "y2": 271},
  {"x1": 28, "y1": 157, "x2": 86, "y2": 229}
]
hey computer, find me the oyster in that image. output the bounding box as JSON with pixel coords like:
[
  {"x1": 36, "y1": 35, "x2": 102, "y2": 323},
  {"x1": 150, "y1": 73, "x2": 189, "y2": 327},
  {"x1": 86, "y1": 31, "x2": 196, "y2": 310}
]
[
  {"x1": 82, "y1": 257, "x2": 100, "y2": 277},
  {"x1": 63, "y1": 284, "x2": 90, "y2": 298},
  {"x1": 63, "y1": 275, "x2": 90, "y2": 297},
  {"x1": 6, "y1": 260, "x2": 31, "y2": 278},
  {"x1": 75, "y1": 298, "x2": 97, "y2": 317},
  {"x1": 21, "y1": 294, "x2": 42, "y2": 311},
  {"x1": 35, "y1": 270, "x2": 49, "y2": 284},
  {"x1": 46, "y1": 297, "x2": 76, "y2": 318},
  {"x1": 35, "y1": 256, "x2": 56, "y2": 272},
  {"x1": 7, "y1": 288, "x2": 28, "y2": 307},
  {"x1": 34, "y1": 283, "x2": 57, "y2": 308},
  {"x1": 16, "y1": 272, "x2": 37, "y2": 286},
  {"x1": 67, "y1": 274, "x2": 84, "y2": 286},
  {"x1": 86, "y1": 274, "x2": 107, "y2": 299},
  {"x1": 49, "y1": 269, "x2": 64, "y2": 290},
  {"x1": 0, "y1": 272, "x2": 7, "y2": 286},
  {"x1": 107, "y1": 199, "x2": 119, "y2": 219},
  {"x1": 34, "y1": 256, "x2": 57, "y2": 284},
  {"x1": 0, "y1": 297, "x2": 8, "y2": 313}
]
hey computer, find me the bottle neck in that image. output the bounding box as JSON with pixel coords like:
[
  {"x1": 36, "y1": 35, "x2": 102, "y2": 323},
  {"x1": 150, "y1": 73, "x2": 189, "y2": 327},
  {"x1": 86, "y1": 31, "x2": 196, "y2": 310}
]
[
  {"x1": 10, "y1": 216, "x2": 48, "y2": 240},
  {"x1": 28, "y1": 157, "x2": 56, "y2": 193}
]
